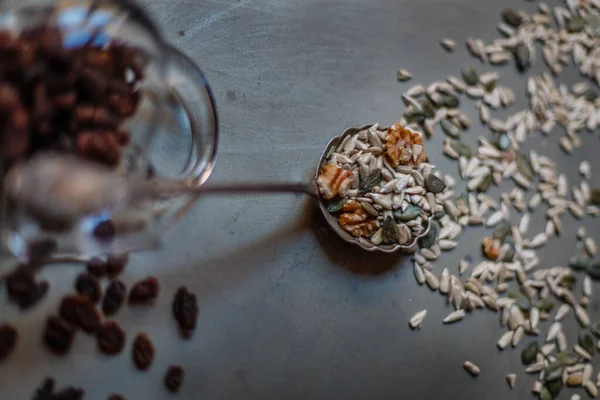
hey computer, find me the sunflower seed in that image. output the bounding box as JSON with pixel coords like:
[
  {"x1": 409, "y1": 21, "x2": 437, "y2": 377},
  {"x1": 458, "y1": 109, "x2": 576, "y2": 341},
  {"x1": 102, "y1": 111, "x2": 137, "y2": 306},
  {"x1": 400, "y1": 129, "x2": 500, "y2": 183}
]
[
  {"x1": 585, "y1": 381, "x2": 598, "y2": 397},
  {"x1": 414, "y1": 263, "x2": 425, "y2": 285},
  {"x1": 583, "y1": 365, "x2": 593, "y2": 384},
  {"x1": 397, "y1": 69, "x2": 412, "y2": 82},
  {"x1": 406, "y1": 84, "x2": 425, "y2": 97},
  {"x1": 532, "y1": 381, "x2": 542, "y2": 394},
  {"x1": 439, "y1": 268, "x2": 450, "y2": 294},
  {"x1": 580, "y1": 161, "x2": 591, "y2": 179},
  {"x1": 498, "y1": 330, "x2": 514, "y2": 350},
  {"x1": 526, "y1": 362, "x2": 546, "y2": 373},
  {"x1": 409, "y1": 310, "x2": 427, "y2": 329},
  {"x1": 547, "y1": 322, "x2": 562, "y2": 342},
  {"x1": 584, "y1": 238, "x2": 597, "y2": 256},
  {"x1": 424, "y1": 269, "x2": 440, "y2": 290},
  {"x1": 506, "y1": 373, "x2": 516, "y2": 389},
  {"x1": 440, "y1": 38, "x2": 456, "y2": 52},
  {"x1": 574, "y1": 345, "x2": 592, "y2": 361},
  {"x1": 463, "y1": 361, "x2": 480, "y2": 377},
  {"x1": 444, "y1": 309, "x2": 465, "y2": 324},
  {"x1": 555, "y1": 304, "x2": 570, "y2": 322},
  {"x1": 466, "y1": 86, "x2": 485, "y2": 98},
  {"x1": 512, "y1": 326, "x2": 525, "y2": 347},
  {"x1": 575, "y1": 305, "x2": 590, "y2": 327}
]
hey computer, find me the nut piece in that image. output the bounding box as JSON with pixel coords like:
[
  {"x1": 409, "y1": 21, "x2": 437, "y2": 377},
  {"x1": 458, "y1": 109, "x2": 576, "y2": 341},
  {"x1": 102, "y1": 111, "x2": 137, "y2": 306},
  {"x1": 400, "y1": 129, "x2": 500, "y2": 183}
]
[
  {"x1": 384, "y1": 123, "x2": 427, "y2": 167},
  {"x1": 339, "y1": 207, "x2": 379, "y2": 237},
  {"x1": 317, "y1": 164, "x2": 354, "y2": 199}
]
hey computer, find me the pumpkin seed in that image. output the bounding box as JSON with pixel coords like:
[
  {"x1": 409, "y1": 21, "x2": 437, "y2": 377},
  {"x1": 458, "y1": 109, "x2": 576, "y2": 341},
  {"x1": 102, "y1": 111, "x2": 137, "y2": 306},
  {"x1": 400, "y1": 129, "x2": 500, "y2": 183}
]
[
  {"x1": 382, "y1": 216, "x2": 400, "y2": 245},
  {"x1": 517, "y1": 153, "x2": 535, "y2": 181},
  {"x1": 396, "y1": 69, "x2": 412, "y2": 81},
  {"x1": 394, "y1": 205, "x2": 421, "y2": 222},
  {"x1": 521, "y1": 341, "x2": 539, "y2": 365},
  {"x1": 584, "y1": 88, "x2": 598, "y2": 102},
  {"x1": 587, "y1": 263, "x2": 600, "y2": 280},
  {"x1": 547, "y1": 378, "x2": 563, "y2": 396},
  {"x1": 493, "y1": 220, "x2": 512, "y2": 241},
  {"x1": 591, "y1": 321, "x2": 600, "y2": 338},
  {"x1": 440, "y1": 93, "x2": 459, "y2": 108},
  {"x1": 418, "y1": 220, "x2": 439, "y2": 249},
  {"x1": 514, "y1": 43, "x2": 531, "y2": 72},
  {"x1": 496, "y1": 133, "x2": 511, "y2": 150},
  {"x1": 441, "y1": 119, "x2": 461, "y2": 139},
  {"x1": 509, "y1": 289, "x2": 531, "y2": 311},
  {"x1": 449, "y1": 140, "x2": 472, "y2": 158},
  {"x1": 539, "y1": 387, "x2": 552, "y2": 400},
  {"x1": 556, "y1": 351, "x2": 581, "y2": 366},
  {"x1": 536, "y1": 299, "x2": 554, "y2": 313},
  {"x1": 569, "y1": 255, "x2": 590, "y2": 271},
  {"x1": 566, "y1": 15, "x2": 586, "y2": 33},
  {"x1": 404, "y1": 110, "x2": 428, "y2": 124},
  {"x1": 483, "y1": 79, "x2": 497, "y2": 93},
  {"x1": 501, "y1": 8, "x2": 522, "y2": 27},
  {"x1": 591, "y1": 188, "x2": 600, "y2": 204},
  {"x1": 359, "y1": 169, "x2": 382, "y2": 194},
  {"x1": 578, "y1": 330, "x2": 595, "y2": 356},
  {"x1": 424, "y1": 174, "x2": 446, "y2": 194},
  {"x1": 327, "y1": 197, "x2": 345, "y2": 213},
  {"x1": 544, "y1": 362, "x2": 564, "y2": 382},
  {"x1": 477, "y1": 174, "x2": 492, "y2": 193},
  {"x1": 588, "y1": 14, "x2": 600, "y2": 37},
  {"x1": 461, "y1": 66, "x2": 479, "y2": 86},
  {"x1": 558, "y1": 274, "x2": 576, "y2": 290}
]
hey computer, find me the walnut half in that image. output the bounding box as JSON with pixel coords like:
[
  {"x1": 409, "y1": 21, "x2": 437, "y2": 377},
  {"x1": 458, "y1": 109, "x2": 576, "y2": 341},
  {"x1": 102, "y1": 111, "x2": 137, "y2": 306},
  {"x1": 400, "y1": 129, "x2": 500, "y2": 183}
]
[
  {"x1": 384, "y1": 123, "x2": 427, "y2": 167},
  {"x1": 338, "y1": 205, "x2": 379, "y2": 237},
  {"x1": 317, "y1": 164, "x2": 354, "y2": 200}
]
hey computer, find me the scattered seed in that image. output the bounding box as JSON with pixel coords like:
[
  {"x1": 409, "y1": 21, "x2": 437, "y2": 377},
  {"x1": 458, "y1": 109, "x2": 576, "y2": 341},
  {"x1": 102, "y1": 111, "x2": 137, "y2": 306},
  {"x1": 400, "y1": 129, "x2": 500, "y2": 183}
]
[
  {"x1": 444, "y1": 309, "x2": 465, "y2": 324},
  {"x1": 397, "y1": 69, "x2": 412, "y2": 82},
  {"x1": 464, "y1": 361, "x2": 480, "y2": 377},
  {"x1": 409, "y1": 310, "x2": 427, "y2": 329}
]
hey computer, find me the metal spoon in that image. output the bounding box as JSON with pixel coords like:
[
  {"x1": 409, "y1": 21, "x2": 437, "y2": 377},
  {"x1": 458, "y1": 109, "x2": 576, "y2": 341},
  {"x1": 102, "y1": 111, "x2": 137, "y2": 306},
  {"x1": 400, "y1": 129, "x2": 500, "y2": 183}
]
[{"x1": 3, "y1": 125, "x2": 429, "y2": 256}]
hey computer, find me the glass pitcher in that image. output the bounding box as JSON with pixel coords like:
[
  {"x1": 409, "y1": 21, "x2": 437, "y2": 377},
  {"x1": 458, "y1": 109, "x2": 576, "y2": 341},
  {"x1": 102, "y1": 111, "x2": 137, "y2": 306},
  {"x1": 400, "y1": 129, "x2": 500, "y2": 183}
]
[{"x1": 0, "y1": 0, "x2": 218, "y2": 263}]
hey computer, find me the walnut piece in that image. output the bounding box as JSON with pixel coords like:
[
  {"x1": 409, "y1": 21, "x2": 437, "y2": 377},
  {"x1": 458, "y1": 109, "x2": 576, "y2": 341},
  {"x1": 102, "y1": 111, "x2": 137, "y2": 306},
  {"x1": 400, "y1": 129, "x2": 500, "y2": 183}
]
[
  {"x1": 317, "y1": 164, "x2": 354, "y2": 200},
  {"x1": 384, "y1": 123, "x2": 427, "y2": 167},
  {"x1": 338, "y1": 207, "x2": 379, "y2": 237}
]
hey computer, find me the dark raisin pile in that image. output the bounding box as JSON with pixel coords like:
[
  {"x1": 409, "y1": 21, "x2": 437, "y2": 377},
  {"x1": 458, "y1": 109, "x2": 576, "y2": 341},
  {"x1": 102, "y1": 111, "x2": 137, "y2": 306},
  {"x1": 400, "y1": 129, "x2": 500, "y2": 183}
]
[
  {"x1": 128, "y1": 277, "x2": 160, "y2": 305},
  {"x1": 6, "y1": 268, "x2": 49, "y2": 310},
  {"x1": 43, "y1": 316, "x2": 76, "y2": 355},
  {"x1": 102, "y1": 280, "x2": 127, "y2": 316},
  {"x1": 173, "y1": 286, "x2": 199, "y2": 338},
  {"x1": 132, "y1": 333, "x2": 155, "y2": 370},
  {"x1": 0, "y1": 324, "x2": 18, "y2": 361},
  {"x1": 75, "y1": 273, "x2": 101, "y2": 303},
  {"x1": 164, "y1": 365, "x2": 185, "y2": 393},
  {"x1": 32, "y1": 378, "x2": 84, "y2": 400},
  {"x1": 96, "y1": 322, "x2": 125, "y2": 356},
  {"x1": 59, "y1": 295, "x2": 102, "y2": 333}
]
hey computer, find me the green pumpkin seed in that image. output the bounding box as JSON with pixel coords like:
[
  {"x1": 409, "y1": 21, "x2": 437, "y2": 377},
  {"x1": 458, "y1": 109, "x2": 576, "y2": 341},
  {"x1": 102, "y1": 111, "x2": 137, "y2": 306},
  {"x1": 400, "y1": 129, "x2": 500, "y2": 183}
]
[
  {"x1": 360, "y1": 201, "x2": 379, "y2": 217},
  {"x1": 440, "y1": 93, "x2": 459, "y2": 108},
  {"x1": 557, "y1": 274, "x2": 576, "y2": 290},
  {"x1": 382, "y1": 216, "x2": 400, "y2": 245},
  {"x1": 501, "y1": 8, "x2": 522, "y2": 27},
  {"x1": 517, "y1": 153, "x2": 535, "y2": 181},
  {"x1": 461, "y1": 66, "x2": 479, "y2": 86},
  {"x1": 536, "y1": 299, "x2": 554, "y2": 313},
  {"x1": 584, "y1": 88, "x2": 598, "y2": 102},
  {"x1": 424, "y1": 174, "x2": 446, "y2": 194},
  {"x1": 514, "y1": 43, "x2": 531, "y2": 72},
  {"x1": 441, "y1": 119, "x2": 461, "y2": 139},
  {"x1": 394, "y1": 205, "x2": 421, "y2": 222},
  {"x1": 420, "y1": 100, "x2": 437, "y2": 118},
  {"x1": 327, "y1": 198, "x2": 345, "y2": 213},
  {"x1": 539, "y1": 387, "x2": 552, "y2": 400},
  {"x1": 588, "y1": 14, "x2": 600, "y2": 37},
  {"x1": 587, "y1": 263, "x2": 600, "y2": 280},
  {"x1": 547, "y1": 378, "x2": 562, "y2": 396},
  {"x1": 567, "y1": 15, "x2": 586, "y2": 33},
  {"x1": 477, "y1": 174, "x2": 493, "y2": 193},
  {"x1": 449, "y1": 140, "x2": 472, "y2": 158},
  {"x1": 521, "y1": 341, "x2": 538, "y2": 365},
  {"x1": 543, "y1": 362, "x2": 564, "y2": 382},
  {"x1": 483, "y1": 79, "x2": 497, "y2": 93},
  {"x1": 359, "y1": 169, "x2": 382, "y2": 195},
  {"x1": 578, "y1": 330, "x2": 595, "y2": 355},
  {"x1": 556, "y1": 351, "x2": 580, "y2": 366},
  {"x1": 509, "y1": 289, "x2": 531, "y2": 311},
  {"x1": 404, "y1": 110, "x2": 428, "y2": 124},
  {"x1": 569, "y1": 254, "x2": 590, "y2": 270},
  {"x1": 591, "y1": 188, "x2": 600, "y2": 205},
  {"x1": 419, "y1": 220, "x2": 439, "y2": 249},
  {"x1": 496, "y1": 133, "x2": 511, "y2": 150},
  {"x1": 493, "y1": 220, "x2": 512, "y2": 241},
  {"x1": 590, "y1": 321, "x2": 600, "y2": 338}
]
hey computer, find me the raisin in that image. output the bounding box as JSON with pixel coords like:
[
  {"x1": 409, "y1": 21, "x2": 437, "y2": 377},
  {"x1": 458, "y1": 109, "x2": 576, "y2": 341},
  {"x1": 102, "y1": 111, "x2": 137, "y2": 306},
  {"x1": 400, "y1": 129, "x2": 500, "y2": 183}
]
[
  {"x1": 0, "y1": 324, "x2": 18, "y2": 360},
  {"x1": 164, "y1": 365, "x2": 184, "y2": 393},
  {"x1": 93, "y1": 220, "x2": 116, "y2": 241},
  {"x1": 106, "y1": 253, "x2": 128, "y2": 277},
  {"x1": 43, "y1": 316, "x2": 76, "y2": 355},
  {"x1": 102, "y1": 280, "x2": 126, "y2": 316},
  {"x1": 6, "y1": 269, "x2": 49, "y2": 310},
  {"x1": 32, "y1": 377, "x2": 55, "y2": 400},
  {"x1": 53, "y1": 387, "x2": 85, "y2": 400},
  {"x1": 75, "y1": 273, "x2": 101, "y2": 303},
  {"x1": 107, "y1": 395, "x2": 126, "y2": 400},
  {"x1": 86, "y1": 257, "x2": 107, "y2": 277},
  {"x1": 59, "y1": 295, "x2": 102, "y2": 333},
  {"x1": 31, "y1": 377, "x2": 84, "y2": 400},
  {"x1": 132, "y1": 333, "x2": 155, "y2": 370},
  {"x1": 97, "y1": 322, "x2": 125, "y2": 355},
  {"x1": 128, "y1": 277, "x2": 159, "y2": 305},
  {"x1": 172, "y1": 286, "x2": 198, "y2": 338}
]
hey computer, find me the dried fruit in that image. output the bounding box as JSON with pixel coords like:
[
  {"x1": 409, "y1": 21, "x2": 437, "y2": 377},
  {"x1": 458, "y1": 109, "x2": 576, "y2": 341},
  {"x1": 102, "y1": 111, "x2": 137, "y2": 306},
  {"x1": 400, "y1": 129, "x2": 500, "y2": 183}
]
[
  {"x1": 0, "y1": 324, "x2": 18, "y2": 361},
  {"x1": 173, "y1": 286, "x2": 199, "y2": 339},
  {"x1": 32, "y1": 377, "x2": 55, "y2": 400},
  {"x1": 86, "y1": 257, "x2": 108, "y2": 277},
  {"x1": 482, "y1": 237, "x2": 499, "y2": 260},
  {"x1": 102, "y1": 280, "x2": 126, "y2": 316},
  {"x1": 338, "y1": 208, "x2": 378, "y2": 237},
  {"x1": 317, "y1": 164, "x2": 354, "y2": 200},
  {"x1": 108, "y1": 395, "x2": 126, "y2": 400},
  {"x1": 164, "y1": 365, "x2": 185, "y2": 393},
  {"x1": 97, "y1": 322, "x2": 125, "y2": 355},
  {"x1": 43, "y1": 316, "x2": 76, "y2": 355},
  {"x1": 6, "y1": 269, "x2": 49, "y2": 310},
  {"x1": 106, "y1": 253, "x2": 129, "y2": 277},
  {"x1": 384, "y1": 123, "x2": 426, "y2": 166},
  {"x1": 59, "y1": 295, "x2": 102, "y2": 333},
  {"x1": 75, "y1": 273, "x2": 101, "y2": 303},
  {"x1": 132, "y1": 333, "x2": 155, "y2": 370},
  {"x1": 128, "y1": 277, "x2": 160, "y2": 305}
]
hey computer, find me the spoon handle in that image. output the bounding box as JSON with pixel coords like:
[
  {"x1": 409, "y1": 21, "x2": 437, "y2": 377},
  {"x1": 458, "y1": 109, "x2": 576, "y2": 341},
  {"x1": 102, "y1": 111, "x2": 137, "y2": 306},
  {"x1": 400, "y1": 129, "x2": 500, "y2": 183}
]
[{"x1": 142, "y1": 180, "x2": 318, "y2": 198}]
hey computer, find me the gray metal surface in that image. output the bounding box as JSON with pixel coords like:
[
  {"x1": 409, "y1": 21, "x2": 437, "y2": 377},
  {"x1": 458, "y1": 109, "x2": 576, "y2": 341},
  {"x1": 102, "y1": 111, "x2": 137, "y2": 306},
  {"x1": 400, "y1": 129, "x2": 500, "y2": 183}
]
[{"x1": 1, "y1": 0, "x2": 599, "y2": 398}]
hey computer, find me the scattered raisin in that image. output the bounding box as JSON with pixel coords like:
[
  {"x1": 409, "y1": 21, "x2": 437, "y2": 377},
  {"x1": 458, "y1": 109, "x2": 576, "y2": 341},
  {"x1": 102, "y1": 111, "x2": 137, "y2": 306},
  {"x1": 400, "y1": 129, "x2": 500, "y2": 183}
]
[
  {"x1": 59, "y1": 295, "x2": 102, "y2": 333},
  {"x1": 0, "y1": 324, "x2": 18, "y2": 361},
  {"x1": 93, "y1": 220, "x2": 116, "y2": 241},
  {"x1": 86, "y1": 257, "x2": 108, "y2": 277},
  {"x1": 102, "y1": 280, "x2": 126, "y2": 316},
  {"x1": 6, "y1": 269, "x2": 49, "y2": 310},
  {"x1": 164, "y1": 365, "x2": 184, "y2": 393},
  {"x1": 132, "y1": 333, "x2": 155, "y2": 370},
  {"x1": 173, "y1": 286, "x2": 198, "y2": 338},
  {"x1": 31, "y1": 377, "x2": 84, "y2": 400},
  {"x1": 53, "y1": 386, "x2": 85, "y2": 400},
  {"x1": 97, "y1": 322, "x2": 125, "y2": 355},
  {"x1": 43, "y1": 316, "x2": 76, "y2": 355},
  {"x1": 107, "y1": 395, "x2": 126, "y2": 400},
  {"x1": 128, "y1": 277, "x2": 160, "y2": 305},
  {"x1": 106, "y1": 253, "x2": 129, "y2": 277},
  {"x1": 75, "y1": 273, "x2": 101, "y2": 303},
  {"x1": 32, "y1": 377, "x2": 55, "y2": 400}
]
